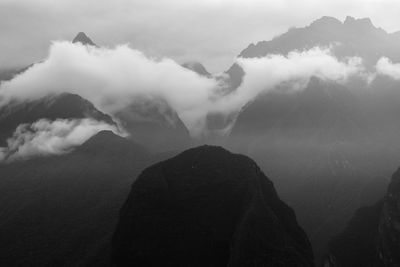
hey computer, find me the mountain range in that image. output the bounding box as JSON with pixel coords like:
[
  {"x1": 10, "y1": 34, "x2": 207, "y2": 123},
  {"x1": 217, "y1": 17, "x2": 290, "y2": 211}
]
[{"x1": 1, "y1": 16, "x2": 400, "y2": 266}]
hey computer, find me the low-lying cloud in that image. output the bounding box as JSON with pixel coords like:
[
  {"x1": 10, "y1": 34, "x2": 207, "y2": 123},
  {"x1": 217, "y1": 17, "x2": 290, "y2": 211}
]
[
  {"x1": 376, "y1": 57, "x2": 400, "y2": 80},
  {"x1": 214, "y1": 47, "x2": 365, "y2": 117},
  {"x1": 0, "y1": 42, "x2": 367, "y2": 137},
  {"x1": 0, "y1": 118, "x2": 121, "y2": 162}
]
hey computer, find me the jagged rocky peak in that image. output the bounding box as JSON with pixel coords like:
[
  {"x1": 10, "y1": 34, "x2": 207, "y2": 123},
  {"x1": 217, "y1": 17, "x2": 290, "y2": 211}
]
[
  {"x1": 72, "y1": 32, "x2": 97, "y2": 46},
  {"x1": 343, "y1": 15, "x2": 384, "y2": 34},
  {"x1": 344, "y1": 16, "x2": 372, "y2": 27},
  {"x1": 112, "y1": 145, "x2": 314, "y2": 266}
]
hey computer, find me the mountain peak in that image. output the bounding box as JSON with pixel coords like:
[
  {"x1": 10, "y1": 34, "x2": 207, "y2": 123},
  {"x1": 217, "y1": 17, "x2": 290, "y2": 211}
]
[
  {"x1": 112, "y1": 145, "x2": 314, "y2": 266},
  {"x1": 343, "y1": 16, "x2": 374, "y2": 29},
  {"x1": 310, "y1": 16, "x2": 342, "y2": 29},
  {"x1": 77, "y1": 130, "x2": 147, "y2": 156},
  {"x1": 344, "y1": 15, "x2": 356, "y2": 24},
  {"x1": 72, "y1": 32, "x2": 97, "y2": 46},
  {"x1": 182, "y1": 61, "x2": 211, "y2": 77}
]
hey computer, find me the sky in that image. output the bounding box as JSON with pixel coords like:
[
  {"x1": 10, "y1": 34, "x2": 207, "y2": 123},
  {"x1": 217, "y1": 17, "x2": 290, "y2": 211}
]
[{"x1": 1, "y1": 0, "x2": 400, "y2": 73}]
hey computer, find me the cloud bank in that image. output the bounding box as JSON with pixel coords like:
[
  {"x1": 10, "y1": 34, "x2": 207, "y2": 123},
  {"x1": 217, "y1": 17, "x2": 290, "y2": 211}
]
[
  {"x1": 0, "y1": 42, "x2": 366, "y2": 137},
  {"x1": 0, "y1": 118, "x2": 121, "y2": 162},
  {"x1": 215, "y1": 47, "x2": 364, "y2": 116},
  {"x1": 0, "y1": 41, "x2": 218, "y2": 136}
]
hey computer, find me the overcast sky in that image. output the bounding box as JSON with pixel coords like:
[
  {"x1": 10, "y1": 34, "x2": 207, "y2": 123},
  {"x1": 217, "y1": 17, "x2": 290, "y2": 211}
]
[{"x1": 1, "y1": 0, "x2": 400, "y2": 73}]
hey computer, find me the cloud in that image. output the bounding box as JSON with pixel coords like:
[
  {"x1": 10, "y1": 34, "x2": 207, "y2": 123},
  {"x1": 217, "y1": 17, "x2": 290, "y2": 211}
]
[
  {"x1": 210, "y1": 47, "x2": 365, "y2": 124},
  {"x1": 376, "y1": 57, "x2": 400, "y2": 80},
  {"x1": 0, "y1": 118, "x2": 121, "y2": 162},
  {"x1": 0, "y1": 41, "x2": 218, "y2": 136},
  {"x1": 0, "y1": 43, "x2": 367, "y2": 137}
]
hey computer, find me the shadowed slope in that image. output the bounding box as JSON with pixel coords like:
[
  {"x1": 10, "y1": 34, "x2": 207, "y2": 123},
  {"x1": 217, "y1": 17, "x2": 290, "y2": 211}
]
[{"x1": 112, "y1": 145, "x2": 314, "y2": 266}]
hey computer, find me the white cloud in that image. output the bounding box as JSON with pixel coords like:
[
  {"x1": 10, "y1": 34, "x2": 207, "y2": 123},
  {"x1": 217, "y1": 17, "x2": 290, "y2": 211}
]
[
  {"x1": 0, "y1": 118, "x2": 121, "y2": 161},
  {"x1": 0, "y1": 41, "x2": 218, "y2": 136},
  {"x1": 0, "y1": 43, "x2": 366, "y2": 137},
  {"x1": 210, "y1": 47, "x2": 365, "y2": 123},
  {"x1": 376, "y1": 57, "x2": 400, "y2": 80}
]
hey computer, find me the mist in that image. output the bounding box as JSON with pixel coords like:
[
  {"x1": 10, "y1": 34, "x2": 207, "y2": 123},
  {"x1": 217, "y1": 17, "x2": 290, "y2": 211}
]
[
  {"x1": 216, "y1": 47, "x2": 365, "y2": 117},
  {"x1": 376, "y1": 57, "x2": 400, "y2": 80},
  {"x1": 0, "y1": 118, "x2": 120, "y2": 162},
  {"x1": 0, "y1": 42, "x2": 370, "y2": 138}
]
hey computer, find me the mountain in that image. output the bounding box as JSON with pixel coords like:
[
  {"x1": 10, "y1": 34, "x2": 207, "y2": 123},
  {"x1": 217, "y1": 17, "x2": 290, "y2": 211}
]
[
  {"x1": 0, "y1": 131, "x2": 161, "y2": 266},
  {"x1": 72, "y1": 32, "x2": 97, "y2": 46},
  {"x1": 227, "y1": 77, "x2": 395, "y2": 262},
  {"x1": 378, "y1": 168, "x2": 400, "y2": 266},
  {"x1": 324, "y1": 201, "x2": 384, "y2": 267},
  {"x1": 1, "y1": 32, "x2": 192, "y2": 152},
  {"x1": 224, "y1": 16, "x2": 400, "y2": 262},
  {"x1": 69, "y1": 33, "x2": 192, "y2": 151},
  {"x1": 231, "y1": 77, "x2": 364, "y2": 140},
  {"x1": 112, "y1": 145, "x2": 314, "y2": 266},
  {"x1": 0, "y1": 68, "x2": 24, "y2": 82},
  {"x1": 324, "y1": 167, "x2": 400, "y2": 267},
  {"x1": 239, "y1": 16, "x2": 392, "y2": 63},
  {"x1": 1, "y1": 32, "x2": 95, "y2": 82},
  {"x1": 226, "y1": 16, "x2": 400, "y2": 88},
  {"x1": 182, "y1": 61, "x2": 211, "y2": 77},
  {"x1": 0, "y1": 93, "x2": 114, "y2": 145},
  {"x1": 114, "y1": 98, "x2": 192, "y2": 152}
]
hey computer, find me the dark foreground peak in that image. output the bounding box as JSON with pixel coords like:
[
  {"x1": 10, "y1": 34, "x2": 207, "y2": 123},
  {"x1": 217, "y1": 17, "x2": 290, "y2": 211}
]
[{"x1": 112, "y1": 145, "x2": 314, "y2": 266}]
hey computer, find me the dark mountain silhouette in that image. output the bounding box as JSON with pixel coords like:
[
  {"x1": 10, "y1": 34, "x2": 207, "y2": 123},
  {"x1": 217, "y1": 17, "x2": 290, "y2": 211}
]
[
  {"x1": 324, "y1": 201, "x2": 384, "y2": 267},
  {"x1": 182, "y1": 61, "x2": 211, "y2": 77},
  {"x1": 112, "y1": 145, "x2": 314, "y2": 266},
  {"x1": 378, "y1": 168, "x2": 400, "y2": 266},
  {"x1": 0, "y1": 93, "x2": 114, "y2": 145},
  {"x1": 72, "y1": 32, "x2": 97, "y2": 46},
  {"x1": 324, "y1": 167, "x2": 400, "y2": 267},
  {"x1": 0, "y1": 131, "x2": 176, "y2": 266}
]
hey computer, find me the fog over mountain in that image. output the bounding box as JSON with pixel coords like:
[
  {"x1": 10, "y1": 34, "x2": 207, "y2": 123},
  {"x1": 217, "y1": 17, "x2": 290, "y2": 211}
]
[
  {"x1": 2, "y1": 1, "x2": 400, "y2": 265},
  {"x1": 0, "y1": 38, "x2": 371, "y2": 139}
]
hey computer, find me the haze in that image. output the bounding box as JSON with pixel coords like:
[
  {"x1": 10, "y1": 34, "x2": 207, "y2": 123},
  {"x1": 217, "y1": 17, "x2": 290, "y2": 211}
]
[{"x1": 1, "y1": 0, "x2": 400, "y2": 72}]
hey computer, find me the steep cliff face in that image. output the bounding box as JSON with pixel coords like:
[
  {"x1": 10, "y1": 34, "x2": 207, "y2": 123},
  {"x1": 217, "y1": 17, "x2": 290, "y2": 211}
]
[
  {"x1": 324, "y1": 201, "x2": 384, "y2": 267},
  {"x1": 324, "y1": 167, "x2": 400, "y2": 267},
  {"x1": 112, "y1": 145, "x2": 314, "y2": 266},
  {"x1": 378, "y1": 168, "x2": 400, "y2": 266}
]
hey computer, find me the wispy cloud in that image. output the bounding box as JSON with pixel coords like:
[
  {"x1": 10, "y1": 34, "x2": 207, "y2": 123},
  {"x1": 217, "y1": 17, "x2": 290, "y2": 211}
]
[
  {"x1": 376, "y1": 57, "x2": 400, "y2": 80},
  {"x1": 0, "y1": 118, "x2": 121, "y2": 162}
]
